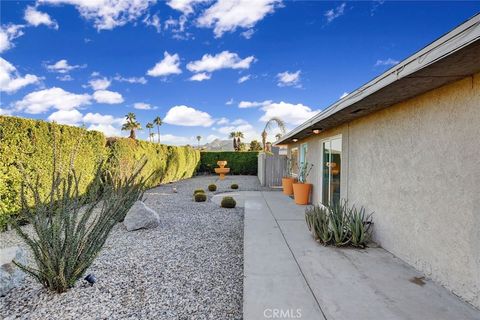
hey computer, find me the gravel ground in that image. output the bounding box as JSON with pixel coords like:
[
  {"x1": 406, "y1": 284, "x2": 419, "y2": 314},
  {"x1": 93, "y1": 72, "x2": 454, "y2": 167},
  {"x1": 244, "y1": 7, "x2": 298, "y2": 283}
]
[{"x1": 0, "y1": 175, "x2": 262, "y2": 320}]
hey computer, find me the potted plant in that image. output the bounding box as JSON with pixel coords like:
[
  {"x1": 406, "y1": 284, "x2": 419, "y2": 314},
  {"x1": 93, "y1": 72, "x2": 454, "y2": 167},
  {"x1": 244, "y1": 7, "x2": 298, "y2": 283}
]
[
  {"x1": 293, "y1": 162, "x2": 314, "y2": 205},
  {"x1": 282, "y1": 157, "x2": 296, "y2": 195}
]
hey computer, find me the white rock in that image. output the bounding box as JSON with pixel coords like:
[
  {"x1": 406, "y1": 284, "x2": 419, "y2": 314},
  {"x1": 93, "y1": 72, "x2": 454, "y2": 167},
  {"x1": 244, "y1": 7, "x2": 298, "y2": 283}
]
[
  {"x1": 123, "y1": 201, "x2": 160, "y2": 231},
  {"x1": 0, "y1": 246, "x2": 26, "y2": 297}
]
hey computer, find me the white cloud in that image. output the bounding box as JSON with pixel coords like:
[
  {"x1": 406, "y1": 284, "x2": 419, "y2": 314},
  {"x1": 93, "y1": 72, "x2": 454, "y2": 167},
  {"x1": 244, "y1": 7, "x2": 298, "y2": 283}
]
[
  {"x1": 38, "y1": 0, "x2": 156, "y2": 31},
  {"x1": 133, "y1": 102, "x2": 156, "y2": 110},
  {"x1": 14, "y1": 87, "x2": 91, "y2": 114},
  {"x1": 48, "y1": 109, "x2": 83, "y2": 125},
  {"x1": 113, "y1": 74, "x2": 147, "y2": 84},
  {"x1": 238, "y1": 100, "x2": 271, "y2": 108},
  {"x1": 197, "y1": 0, "x2": 281, "y2": 38},
  {"x1": 215, "y1": 120, "x2": 260, "y2": 142},
  {"x1": 89, "y1": 77, "x2": 111, "y2": 90},
  {"x1": 225, "y1": 98, "x2": 234, "y2": 105},
  {"x1": 0, "y1": 24, "x2": 25, "y2": 53},
  {"x1": 167, "y1": 0, "x2": 208, "y2": 15},
  {"x1": 160, "y1": 134, "x2": 195, "y2": 145},
  {"x1": 0, "y1": 58, "x2": 41, "y2": 93},
  {"x1": 277, "y1": 70, "x2": 301, "y2": 87},
  {"x1": 83, "y1": 112, "x2": 124, "y2": 136},
  {"x1": 187, "y1": 51, "x2": 254, "y2": 74},
  {"x1": 87, "y1": 124, "x2": 122, "y2": 136},
  {"x1": 259, "y1": 101, "x2": 319, "y2": 125},
  {"x1": 238, "y1": 74, "x2": 251, "y2": 83},
  {"x1": 189, "y1": 72, "x2": 211, "y2": 81},
  {"x1": 46, "y1": 59, "x2": 85, "y2": 73},
  {"x1": 325, "y1": 3, "x2": 346, "y2": 23},
  {"x1": 57, "y1": 74, "x2": 73, "y2": 81},
  {"x1": 241, "y1": 29, "x2": 255, "y2": 39},
  {"x1": 24, "y1": 6, "x2": 58, "y2": 29},
  {"x1": 217, "y1": 117, "x2": 229, "y2": 125},
  {"x1": 147, "y1": 51, "x2": 182, "y2": 77},
  {"x1": 93, "y1": 90, "x2": 124, "y2": 104},
  {"x1": 143, "y1": 14, "x2": 161, "y2": 32},
  {"x1": 340, "y1": 92, "x2": 348, "y2": 99},
  {"x1": 375, "y1": 58, "x2": 399, "y2": 66},
  {"x1": 164, "y1": 105, "x2": 214, "y2": 127},
  {"x1": 0, "y1": 108, "x2": 13, "y2": 115}
]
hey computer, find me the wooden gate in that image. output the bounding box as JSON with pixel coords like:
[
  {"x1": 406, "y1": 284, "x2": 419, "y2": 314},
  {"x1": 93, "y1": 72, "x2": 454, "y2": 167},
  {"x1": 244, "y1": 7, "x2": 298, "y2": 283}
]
[{"x1": 258, "y1": 147, "x2": 287, "y2": 187}]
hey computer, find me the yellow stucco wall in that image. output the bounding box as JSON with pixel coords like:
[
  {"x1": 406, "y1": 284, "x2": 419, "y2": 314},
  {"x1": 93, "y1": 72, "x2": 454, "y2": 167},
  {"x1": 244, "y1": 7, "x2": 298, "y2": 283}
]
[{"x1": 287, "y1": 73, "x2": 480, "y2": 308}]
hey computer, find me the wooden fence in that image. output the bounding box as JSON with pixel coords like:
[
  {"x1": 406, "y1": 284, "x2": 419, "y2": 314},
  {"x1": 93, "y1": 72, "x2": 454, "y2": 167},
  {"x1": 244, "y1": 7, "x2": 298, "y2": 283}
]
[{"x1": 258, "y1": 147, "x2": 287, "y2": 187}]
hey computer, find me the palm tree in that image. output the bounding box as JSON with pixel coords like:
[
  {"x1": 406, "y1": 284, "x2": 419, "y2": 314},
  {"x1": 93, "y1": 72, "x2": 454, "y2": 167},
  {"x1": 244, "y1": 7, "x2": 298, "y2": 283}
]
[
  {"x1": 275, "y1": 133, "x2": 282, "y2": 141},
  {"x1": 121, "y1": 113, "x2": 142, "y2": 140},
  {"x1": 196, "y1": 135, "x2": 202, "y2": 148},
  {"x1": 149, "y1": 132, "x2": 155, "y2": 142},
  {"x1": 146, "y1": 122, "x2": 153, "y2": 142},
  {"x1": 236, "y1": 131, "x2": 244, "y2": 150},
  {"x1": 229, "y1": 132, "x2": 238, "y2": 151},
  {"x1": 153, "y1": 116, "x2": 162, "y2": 144},
  {"x1": 262, "y1": 117, "x2": 286, "y2": 151}
]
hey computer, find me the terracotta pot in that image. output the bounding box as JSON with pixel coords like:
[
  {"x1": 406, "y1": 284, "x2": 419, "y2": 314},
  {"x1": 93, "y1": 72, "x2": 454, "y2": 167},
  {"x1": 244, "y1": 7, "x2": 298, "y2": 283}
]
[
  {"x1": 293, "y1": 183, "x2": 312, "y2": 205},
  {"x1": 282, "y1": 177, "x2": 295, "y2": 195}
]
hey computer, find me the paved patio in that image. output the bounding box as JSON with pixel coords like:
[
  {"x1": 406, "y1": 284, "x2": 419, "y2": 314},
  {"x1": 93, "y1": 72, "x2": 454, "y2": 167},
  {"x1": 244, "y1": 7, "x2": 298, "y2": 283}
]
[{"x1": 241, "y1": 191, "x2": 480, "y2": 320}]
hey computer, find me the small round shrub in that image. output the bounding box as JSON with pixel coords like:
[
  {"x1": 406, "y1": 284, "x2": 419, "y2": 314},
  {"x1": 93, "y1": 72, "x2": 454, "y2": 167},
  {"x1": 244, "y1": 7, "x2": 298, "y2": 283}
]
[
  {"x1": 221, "y1": 196, "x2": 236, "y2": 208},
  {"x1": 208, "y1": 184, "x2": 217, "y2": 192},
  {"x1": 230, "y1": 184, "x2": 239, "y2": 190},
  {"x1": 194, "y1": 192, "x2": 207, "y2": 202},
  {"x1": 193, "y1": 189, "x2": 205, "y2": 195}
]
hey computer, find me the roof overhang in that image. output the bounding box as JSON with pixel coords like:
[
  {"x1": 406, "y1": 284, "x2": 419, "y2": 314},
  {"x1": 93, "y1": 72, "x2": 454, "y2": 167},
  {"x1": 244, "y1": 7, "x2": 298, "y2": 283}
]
[{"x1": 276, "y1": 14, "x2": 480, "y2": 145}]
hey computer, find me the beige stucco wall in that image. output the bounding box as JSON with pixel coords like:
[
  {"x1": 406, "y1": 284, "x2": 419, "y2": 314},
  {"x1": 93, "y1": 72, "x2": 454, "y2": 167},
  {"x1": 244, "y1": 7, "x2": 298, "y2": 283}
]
[{"x1": 287, "y1": 73, "x2": 480, "y2": 308}]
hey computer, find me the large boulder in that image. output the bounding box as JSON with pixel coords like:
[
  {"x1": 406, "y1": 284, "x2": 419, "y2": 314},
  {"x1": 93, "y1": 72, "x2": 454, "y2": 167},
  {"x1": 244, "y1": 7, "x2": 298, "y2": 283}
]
[
  {"x1": 0, "y1": 246, "x2": 26, "y2": 297},
  {"x1": 123, "y1": 201, "x2": 160, "y2": 231}
]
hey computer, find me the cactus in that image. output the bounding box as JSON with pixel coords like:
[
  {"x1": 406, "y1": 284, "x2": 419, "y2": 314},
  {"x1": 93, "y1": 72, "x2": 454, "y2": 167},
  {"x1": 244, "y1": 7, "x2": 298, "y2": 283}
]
[
  {"x1": 221, "y1": 196, "x2": 236, "y2": 208},
  {"x1": 194, "y1": 192, "x2": 207, "y2": 202},
  {"x1": 208, "y1": 184, "x2": 217, "y2": 192},
  {"x1": 230, "y1": 184, "x2": 239, "y2": 190}
]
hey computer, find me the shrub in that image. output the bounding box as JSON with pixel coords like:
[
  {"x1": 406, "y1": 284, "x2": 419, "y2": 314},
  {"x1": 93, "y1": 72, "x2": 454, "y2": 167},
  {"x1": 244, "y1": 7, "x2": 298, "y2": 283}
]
[
  {"x1": 0, "y1": 116, "x2": 106, "y2": 230},
  {"x1": 194, "y1": 192, "x2": 207, "y2": 202},
  {"x1": 305, "y1": 200, "x2": 372, "y2": 248},
  {"x1": 208, "y1": 184, "x2": 217, "y2": 192},
  {"x1": 199, "y1": 151, "x2": 259, "y2": 175},
  {"x1": 221, "y1": 196, "x2": 236, "y2": 208},
  {"x1": 231, "y1": 184, "x2": 239, "y2": 189},
  {"x1": 13, "y1": 145, "x2": 148, "y2": 293},
  {"x1": 193, "y1": 189, "x2": 205, "y2": 195}
]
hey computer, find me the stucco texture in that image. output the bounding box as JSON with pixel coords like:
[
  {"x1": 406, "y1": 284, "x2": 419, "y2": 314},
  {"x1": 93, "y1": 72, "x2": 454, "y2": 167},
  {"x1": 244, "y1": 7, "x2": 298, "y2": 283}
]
[{"x1": 287, "y1": 73, "x2": 480, "y2": 308}]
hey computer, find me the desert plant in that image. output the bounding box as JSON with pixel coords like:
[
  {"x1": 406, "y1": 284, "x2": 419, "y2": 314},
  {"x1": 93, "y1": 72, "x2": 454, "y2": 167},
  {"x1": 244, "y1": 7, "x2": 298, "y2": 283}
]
[
  {"x1": 193, "y1": 189, "x2": 205, "y2": 195},
  {"x1": 221, "y1": 196, "x2": 236, "y2": 208},
  {"x1": 305, "y1": 205, "x2": 331, "y2": 245},
  {"x1": 230, "y1": 184, "x2": 238, "y2": 189},
  {"x1": 194, "y1": 192, "x2": 207, "y2": 202},
  {"x1": 208, "y1": 184, "x2": 217, "y2": 192},
  {"x1": 12, "y1": 144, "x2": 147, "y2": 293},
  {"x1": 297, "y1": 162, "x2": 314, "y2": 183},
  {"x1": 349, "y1": 206, "x2": 373, "y2": 248},
  {"x1": 329, "y1": 201, "x2": 351, "y2": 246}
]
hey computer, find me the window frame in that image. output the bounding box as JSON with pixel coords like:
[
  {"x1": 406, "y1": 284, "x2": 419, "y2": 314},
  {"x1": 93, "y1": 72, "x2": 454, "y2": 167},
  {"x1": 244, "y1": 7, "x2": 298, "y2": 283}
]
[{"x1": 319, "y1": 135, "x2": 342, "y2": 205}]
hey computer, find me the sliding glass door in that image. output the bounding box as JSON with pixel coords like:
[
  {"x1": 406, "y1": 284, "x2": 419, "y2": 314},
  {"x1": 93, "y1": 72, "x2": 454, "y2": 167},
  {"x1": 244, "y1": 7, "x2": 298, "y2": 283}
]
[{"x1": 321, "y1": 137, "x2": 342, "y2": 205}]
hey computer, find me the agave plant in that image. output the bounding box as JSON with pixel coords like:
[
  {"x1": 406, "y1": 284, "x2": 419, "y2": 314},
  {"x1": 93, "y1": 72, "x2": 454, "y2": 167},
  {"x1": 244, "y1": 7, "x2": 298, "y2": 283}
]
[
  {"x1": 349, "y1": 206, "x2": 373, "y2": 248},
  {"x1": 329, "y1": 201, "x2": 352, "y2": 246},
  {"x1": 13, "y1": 146, "x2": 148, "y2": 293}
]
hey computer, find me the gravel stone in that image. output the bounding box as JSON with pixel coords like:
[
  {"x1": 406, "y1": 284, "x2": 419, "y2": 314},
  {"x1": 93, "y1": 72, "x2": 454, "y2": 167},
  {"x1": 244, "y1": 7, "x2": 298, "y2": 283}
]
[{"x1": 0, "y1": 175, "x2": 261, "y2": 320}]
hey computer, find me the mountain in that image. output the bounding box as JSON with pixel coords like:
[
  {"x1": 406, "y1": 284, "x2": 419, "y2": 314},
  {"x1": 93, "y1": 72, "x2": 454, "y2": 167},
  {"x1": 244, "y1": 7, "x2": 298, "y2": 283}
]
[{"x1": 201, "y1": 139, "x2": 235, "y2": 151}]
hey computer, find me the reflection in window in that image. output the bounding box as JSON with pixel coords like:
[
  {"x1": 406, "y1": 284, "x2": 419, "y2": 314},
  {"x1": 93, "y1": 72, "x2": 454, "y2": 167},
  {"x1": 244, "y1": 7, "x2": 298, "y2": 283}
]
[
  {"x1": 322, "y1": 137, "x2": 341, "y2": 205},
  {"x1": 291, "y1": 147, "x2": 299, "y2": 176},
  {"x1": 300, "y1": 143, "x2": 308, "y2": 166}
]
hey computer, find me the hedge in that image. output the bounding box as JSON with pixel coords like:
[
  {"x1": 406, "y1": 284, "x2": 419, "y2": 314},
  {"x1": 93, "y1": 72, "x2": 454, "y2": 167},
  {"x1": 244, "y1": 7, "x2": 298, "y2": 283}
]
[
  {"x1": 0, "y1": 116, "x2": 200, "y2": 230},
  {"x1": 0, "y1": 116, "x2": 107, "y2": 229},
  {"x1": 199, "y1": 151, "x2": 259, "y2": 175}
]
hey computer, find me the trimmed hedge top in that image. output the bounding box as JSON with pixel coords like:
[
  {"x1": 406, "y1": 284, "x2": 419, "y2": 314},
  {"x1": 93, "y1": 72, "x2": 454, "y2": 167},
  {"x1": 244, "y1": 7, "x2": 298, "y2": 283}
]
[{"x1": 199, "y1": 151, "x2": 259, "y2": 175}]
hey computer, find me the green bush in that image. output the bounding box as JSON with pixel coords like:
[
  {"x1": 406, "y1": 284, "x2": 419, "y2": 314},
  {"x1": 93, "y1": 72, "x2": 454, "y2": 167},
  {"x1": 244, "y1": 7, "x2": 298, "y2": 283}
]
[
  {"x1": 0, "y1": 116, "x2": 106, "y2": 230},
  {"x1": 208, "y1": 184, "x2": 217, "y2": 192},
  {"x1": 230, "y1": 184, "x2": 239, "y2": 189},
  {"x1": 194, "y1": 189, "x2": 205, "y2": 195},
  {"x1": 199, "y1": 151, "x2": 259, "y2": 175},
  {"x1": 221, "y1": 196, "x2": 236, "y2": 208},
  {"x1": 194, "y1": 192, "x2": 207, "y2": 202}
]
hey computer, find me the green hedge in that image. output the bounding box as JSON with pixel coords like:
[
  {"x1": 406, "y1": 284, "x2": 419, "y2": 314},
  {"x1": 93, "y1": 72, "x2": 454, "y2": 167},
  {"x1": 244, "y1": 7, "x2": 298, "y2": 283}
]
[
  {"x1": 106, "y1": 138, "x2": 200, "y2": 189},
  {"x1": 0, "y1": 116, "x2": 200, "y2": 230},
  {"x1": 0, "y1": 116, "x2": 107, "y2": 229},
  {"x1": 199, "y1": 151, "x2": 259, "y2": 175}
]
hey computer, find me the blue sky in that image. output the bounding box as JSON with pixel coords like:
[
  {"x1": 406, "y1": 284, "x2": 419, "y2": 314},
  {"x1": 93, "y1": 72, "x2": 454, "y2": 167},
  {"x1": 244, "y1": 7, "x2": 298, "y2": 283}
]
[{"x1": 1, "y1": 1, "x2": 479, "y2": 145}]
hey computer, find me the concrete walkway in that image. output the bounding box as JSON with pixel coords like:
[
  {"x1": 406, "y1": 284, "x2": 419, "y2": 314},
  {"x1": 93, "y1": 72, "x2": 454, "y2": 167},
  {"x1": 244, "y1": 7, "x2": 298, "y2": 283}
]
[{"x1": 242, "y1": 191, "x2": 480, "y2": 320}]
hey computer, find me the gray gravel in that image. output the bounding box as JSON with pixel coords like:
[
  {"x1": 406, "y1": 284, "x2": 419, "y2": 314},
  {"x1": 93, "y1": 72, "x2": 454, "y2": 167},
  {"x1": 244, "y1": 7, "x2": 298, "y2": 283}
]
[{"x1": 0, "y1": 175, "x2": 261, "y2": 320}]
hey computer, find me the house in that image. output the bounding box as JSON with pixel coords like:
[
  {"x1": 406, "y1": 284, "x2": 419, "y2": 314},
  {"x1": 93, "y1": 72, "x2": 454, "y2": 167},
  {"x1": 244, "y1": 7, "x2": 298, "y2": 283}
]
[{"x1": 275, "y1": 14, "x2": 480, "y2": 308}]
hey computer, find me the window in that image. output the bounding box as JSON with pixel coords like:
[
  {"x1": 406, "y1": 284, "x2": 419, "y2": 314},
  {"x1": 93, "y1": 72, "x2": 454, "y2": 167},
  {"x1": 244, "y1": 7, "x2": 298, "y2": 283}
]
[
  {"x1": 290, "y1": 147, "x2": 299, "y2": 176},
  {"x1": 299, "y1": 143, "x2": 308, "y2": 167},
  {"x1": 322, "y1": 137, "x2": 342, "y2": 205}
]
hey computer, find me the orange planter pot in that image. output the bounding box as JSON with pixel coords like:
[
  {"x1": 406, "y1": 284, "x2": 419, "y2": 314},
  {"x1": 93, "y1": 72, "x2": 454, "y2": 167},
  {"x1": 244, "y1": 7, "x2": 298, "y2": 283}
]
[
  {"x1": 282, "y1": 177, "x2": 295, "y2": 195},
  {"x1": 293, "y1": 183, "x2": 312, "y2": 205}
]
